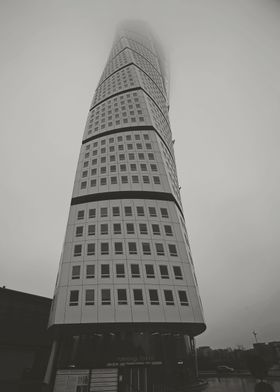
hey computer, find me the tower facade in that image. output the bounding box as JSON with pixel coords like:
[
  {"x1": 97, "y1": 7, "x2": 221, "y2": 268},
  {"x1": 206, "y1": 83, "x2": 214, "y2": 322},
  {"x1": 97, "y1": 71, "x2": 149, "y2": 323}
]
[{"x1": 47, "y1": 22, "x2": 205, "y2": 392}]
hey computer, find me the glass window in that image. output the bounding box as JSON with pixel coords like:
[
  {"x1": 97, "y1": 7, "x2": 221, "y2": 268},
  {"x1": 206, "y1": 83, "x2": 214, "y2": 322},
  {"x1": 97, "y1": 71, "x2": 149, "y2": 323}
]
[
  {"x1": 126, "y1": 223, "x2": 134, "y2": 234},
  {"x1": 150, "y1": 164, "x2": 158, "y2": 172},
  {"x1": 85, "y1": 289, "x2": 94, "y2": 305},
  {"x1": 100, "y1": 178, "x2": 107, "y2": 185},
  {"x1": 120, "y1": 164, "x2": 126, "y2": 171},
  {"x1": 101, "y1": 242, "x2": 109, "y2": 255},
  {"x1": 152, "y1": 224, "x2": 160, "y2": 235},
  {"x1": 178, "y1": 290, "x2": 189, "y2": 306},
  {"x1": 81, "y1": 181, "x2": 87, "y2": 189},
  {"x1": 111, "y1": 176, "x2": 117, "y2": 184},
  {"x1": 164, "y1": 290, "x2": 174, "y2": 305},
  {"x1": 101, "y1": 264, "x2": 110, "y2": 278},
  {"x1": 77, "y1": 210, "x2": 85, "y2": 220},
  {"x1": 155, "y1": 243, "x2": 165, "y2": 256},
  {"x1": 148, "y1": 207, "x2": 157, "y2": 217},
  {"x1": 129, "y1": 153, "x2": 135, "y2": 160},
  {"x1": 117, "y1": 289, "x2": 127, "y2": 305},
  {"x1": 87, "y1": 243, "x2": 95, "y2": 256},
  {"x1": 137, "y1": 206, "x2": 144, "y2": 216},
  {"x1": 132, "y1": 175, "x2": 139, "y2": 183},
  {"x1": 139, "y1": 223, "x2": 148, "y2": 235},
  {"x1": 160, "y1": 208, "x2": 168, "y2": 218},
  {"x1": 90, "y1": 179, "x2": 96, "y2": 187},
  {"x1": 148, "y1": 153, "x2": 154, "y2": 160},
  {"x1": 88, "y1": 209, "x2": 96, "y2": 219},
  {"x1": 153, "y1": 176, "x2": 160, "y2": 184},
  {"x1": 173, "y1": 266, "x2": 183, "y2": 280},
  {"x1": 128, "y1": 242, "x2": 137, "y2": 254},
  {"x1": 142, "y1": 242, "x2": 151, "y2": 255},
  {"x1": 121, "y1": 176, "x2": 128, "y2": 184},
  {"x1": 100, "y1": 207, "x2": 108, "y2": 217},
  {"x1": 140, "y1": 164, "x2": 147, "y2": 171},
  {"x1": 101, "y1": 289, "x2": 111, "y2": 305},
  {"x1": 88, "y1": 225, "x2": 95, "y2": 236},
  {"x1": 74, "y1": 244, "x2": 82, "y2": 257},
  {"x1": 69, "y1": 290, "x2": 79, "y2": 306},
  {"x1": 124, "y1": 206, "x2": 132, "y2": 216},
  {"x1": 100, "y1": 224, "x2": 108, "y2": 235},
  {"x1": 164, "y1": 225, "x2": 173, "y2": 236},
  {"x1": 114, "y1": 242, "x2": 123, "y2": 254},
  {"x1": 145, "y1": 264, "x2": 155, "y2": 278},
  {"x1": 86, "y1": 265, "x2": 95, "y2": 279},
  {"x1": 168, "y1": 244, "x2": 178, "y2": 257},
  {"x1": 113, "y1": 223, "x2": 121, "y2": 234},
  {"x1": 131, "y1": 264, "x2": 140, "y2": 278},
  {"x1": 149, "y1": 289, "x2": 159, "y2": 305},
  {"x1": 116, "y1": 264, "x2": 125, "y2": 278},
  {"x1": 133, "y1": 289, "x2": 144, "y2": 305},
  {"x1": 72, "y1": 266, "x2": 80, "y2": 280},
  {"x1": 112, "y1": 206, "x2": 120, "y2": 216},
  {"x1": 143, "y1": 175, "x2": 150, "y2": 184},
  {"x1": 159, "y1": 265, "x2": 169, "y2": 279},
  {"x1": 110, "y1": 165, "x2": 116, "y2": 172},
  {"x1": 76, "y1": 226, "x2": 83, "y2": 237}
]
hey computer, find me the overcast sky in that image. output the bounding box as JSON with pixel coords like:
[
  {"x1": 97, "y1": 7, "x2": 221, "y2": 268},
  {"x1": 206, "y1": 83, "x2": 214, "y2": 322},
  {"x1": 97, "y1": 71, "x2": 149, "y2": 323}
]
[{"x1": 1, "y1": 0, "x2": 279, "y2": 349}]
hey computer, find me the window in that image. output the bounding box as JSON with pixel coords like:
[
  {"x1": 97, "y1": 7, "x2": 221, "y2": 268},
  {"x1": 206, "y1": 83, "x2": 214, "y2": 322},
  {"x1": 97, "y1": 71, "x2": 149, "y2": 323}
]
[
  {"x1": 140, "y1": 164, "x2": 147, "y2": 171},
  {"x1": 100, "y1": 207, "x2": 108, "y2": 217},
  {"x1": 149, "y1": 289, "x2": 159, "y2": 305},
  {"x1": 150, "y1": 164, "x2": 158, "y2": 172},
  {"x1": 117, "y1": 289, "x2": 127, "y2": 305},
  {"x1": 110, "y1": 165, "x2": 116, "y2": 172},
  {"x1": 168, "y1": 244, "x2": 178, "y2": 257},
  {"x1": 91, "y1": 168, "x2": 97, "y2": 176},
  {"x1": 130, "y1": 164, "x2": 137, "y2": 171},
  {"x1": 128, "y1": 242, "x2": 137, "y2": 254},
  {"x1": 142, "y1": 242, "x2": 151, "y2": 255},
  {"x1": 153, "y1": 176, "x2": 160, "y2": 184},
  {"x1": 139, "y1": 223, "x2": 148, "y2": 235},
  {"x1": 112, "y1": 206, "x2": 120, "y2": 216},
  {"x1": 77, "y1": 210, "x2": 85, "y2": 220},
  {"x1": 164, "y1": 290, "x2": 174, "y2": 305},
  {"x1": 156, "y1": 243, "x2": 165, "y2": 256},
  {"x1": 100, "y1": 166, "x2": 106, "y2": 174},
  {"x1": 88, "y1": 225, "x2": 95, "y2": 236},
  {"x1": 82, "y1": 170, "x2": 88, "y2": 178},
  {"x1": 148, "y1": 207, "x2": 157, "y2": 217},
  {"x1": 152, "y1": 224, "x2": 160, "y2": 235},
  {"x1": 100, "y1": 224, "x2": 108, "y2": 235},
  {"x1": 101, "y1": 157, "x2": 106, "y2": 163},
  {"x1": 74, "y1": 245, "x2": 82, "y2": 257},
  {"x1": 87, "y1": 243, "x2": 95, "y2": 256},
  {"x1": 133, "y1": 289, "x2": 144, "y2": 305},
  {"x1": 114, "y1": 242, "x2": 123, "y2": 254},
  {"x1": 110, "y1": 155, "x2": 115, "y2": 162},
  {"x1": 101, "y1": 243, "x2": 109, "y2": 255},
  {"x1": 69, "y1": 290, "x2": 79, "y2": 306},
  {"x1": 111, "y1": 176, "x2": 117, "y2": 184},
  {"x1": 124, "y1": 206, "x2": 132, "y2": 216},
  {"x1": 116, "y1": 264, "x2": 125, "y2": 278},
  {"x1": 144, "y1": 134, "x2": 149, "y2": 140},
  {"x1": 100, "y1": 178, "x2": 107, "y2": 186},
  {"x1": 92, "y1": 159, "x2": 97, "y2": 165},
  {"x1": 101, "y1": 264, "x2": 110, "y2": 278},
  {"x1": 120, "y1": 164, "x2": 126, "y2": 171},
  {"x1": 119, "y1": 154, "x2": 125, "y2": 160},
  {"x1": 137, "y1": 206, "x2": 144, "y2": 216},
  {"x1": 136, "y1": 143, "x2": 142, "y2": 150},
  {"x1": 164, "y1": 225, "x2": 173, "y2": 236},
  {"x1": 138, "y1": 153, "x2": 144, "y2": 160},
  {"x1": 72, "y1": 266, "x2": 80, "y2": 279},
  {"x1": 83, "y1": 161, "x2": 89, "y2": 168},
  {"x1": 113, "y1": 223, "x2": 121, "y2": 234},
  {"x1": 76, "y1": 226, "x2": 83, "y2": 237},
  {"x1": 85, "y1": 289, "x2": 94, "y2": 305},
  {"x1": 101, "y1": 289, "x2": 111, "y2": 305},
  {"x1": 80, "y1": 181, "x2": 87, "y2": 189},
  {"x1": 129, "y1": 153, "x2": 135, "y2": 160},
  {"x1": 148, "y1": 153, "x2": 154, "y2": 160},
  {"x1": 126, "y1": 223, "x2": 135, "y2": 235},
  {"x1": 131, "y1": 264, "x2": 140, "y2": 278},
  {"x1": 159, "y1": 265, "x2": 169, "y2": 279},
  {"x1": 173, "y1": 266, "x2": 183, "y2": 280},
  {"x1": 145, "y1": 264, "x2": 155, "y2": 279},
  {"x1": 89, "y1": 209, "x2": 96, "y2": 219},
  {"x1": 178, "y1": 290, "x2": 189, "y2": 306},
  {"x1": 132, "y1": 175, "x2": 139, "y2": 183},
  {"x1": 146, "y1": 143, "x2": 152, "y2": 150},
  {"x1": 86, "y1": 265, "x2": 95, "y2": 279},
  {"x1": 90, "y1": 179, "x2": 96, "y2": 187},
  {"x1": 143, "y1": 175, "x2": 150, "y2": 184},
  {"x1": 160, "y1": 208, "x2": 168, "y2": 218}
]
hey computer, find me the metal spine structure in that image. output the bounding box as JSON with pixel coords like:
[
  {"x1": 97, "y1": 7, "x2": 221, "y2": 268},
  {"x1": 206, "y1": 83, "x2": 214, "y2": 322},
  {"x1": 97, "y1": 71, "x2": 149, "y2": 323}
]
[{"x1": 47, "y1": 21, "x2": 205, "y2": 392}]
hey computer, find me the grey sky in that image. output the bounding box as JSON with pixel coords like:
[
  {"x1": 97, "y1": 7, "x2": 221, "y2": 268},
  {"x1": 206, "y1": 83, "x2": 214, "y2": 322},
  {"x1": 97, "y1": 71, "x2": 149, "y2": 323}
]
[{"x1": 0, "y1": 0, "x2": 279, "y2": 349}]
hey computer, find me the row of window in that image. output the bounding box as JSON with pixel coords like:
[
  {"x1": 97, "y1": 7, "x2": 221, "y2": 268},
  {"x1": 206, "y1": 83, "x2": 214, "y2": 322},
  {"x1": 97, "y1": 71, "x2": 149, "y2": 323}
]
[
  {"x1": 73, "y1": 242, "x2": 178, "y2": 257},
  {"x1": 84, "y1": 133, "x2": 149, "y2": 148},
  {"x1": 69, "y1": 288, "x2": 189, "y2": 307},
  {"x1": 75, "y1": 222, "x2": 173, "y2": 237},
  {"x1": 71, "y1": 263, "x2": 183, "y2": 280},
  {"x1": 83, "y1": 152, "x2": 155, "y2": 168},
  {"x1": 77, "y1": 206, "x2": 169, "y2": 220},
  {"x1": 82, "y1": 163, "x2": 158, "y2": 176},
  {"x1": 85, "y1": 143, "x2": 153, "y2": 158},
  {"x1": 80, "y1": 175, "x2": 161, "y2": 189}
]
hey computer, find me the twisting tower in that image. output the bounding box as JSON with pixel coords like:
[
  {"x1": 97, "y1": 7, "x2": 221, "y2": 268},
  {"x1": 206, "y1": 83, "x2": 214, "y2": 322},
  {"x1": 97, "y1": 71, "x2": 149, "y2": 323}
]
[{"x1": 46, "y1": 21, "x2": 206, "y2": 392}]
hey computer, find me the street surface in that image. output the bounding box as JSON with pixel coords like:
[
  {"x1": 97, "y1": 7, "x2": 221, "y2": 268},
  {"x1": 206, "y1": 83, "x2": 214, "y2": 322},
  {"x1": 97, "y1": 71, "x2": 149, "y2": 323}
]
[{"x1": 203, "y1": 377, "x2": 280, "y2": 391}]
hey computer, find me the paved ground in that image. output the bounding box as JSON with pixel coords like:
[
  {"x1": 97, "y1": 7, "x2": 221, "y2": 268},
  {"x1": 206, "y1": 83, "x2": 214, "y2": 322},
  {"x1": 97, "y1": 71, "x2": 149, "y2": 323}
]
[{"x1": 202, "y1": 377, "x2": 280, "y2": 391}]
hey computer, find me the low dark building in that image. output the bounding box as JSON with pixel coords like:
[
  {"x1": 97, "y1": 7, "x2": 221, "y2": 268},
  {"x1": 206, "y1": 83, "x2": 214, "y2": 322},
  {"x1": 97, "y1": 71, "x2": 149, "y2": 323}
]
[{"x1": 0, "y1": 287, "x2": 51, "y2": 392}]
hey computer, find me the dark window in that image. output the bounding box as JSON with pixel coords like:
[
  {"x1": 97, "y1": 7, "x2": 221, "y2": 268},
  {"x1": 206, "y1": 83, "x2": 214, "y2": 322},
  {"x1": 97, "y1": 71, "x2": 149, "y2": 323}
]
[
  {"x1": 164, "y1": 225, "x2": 173, "y2": 236},
  {"x1": 126, "y1": 223, "x2": 135, "y2": 234},
  {"x1": 148, "y1": 207, "x2": 157, "y2": 217},
  {"x1": 168, "y1": 244, "x2": 178, "y2": 257},
  {"x1": 74, "y1": 244, "x2": 82, "y2": 257},
  {"x1": 76, "y1": 226, "x2": 83, "y2": 237},
  {"x1": 72, "y1": 266, "x2": 80, "y2": 279},
  {"x1": 100, "y1": 224, "x2": 108, "y2": 235},
  {"x1": 113, "y1": 223, "x2": 122, "y2": 234},
  {"x1": 87, "y1": 243, "x2": 95, "y2": 256},
  {"x1": 77, "y1": 210, "x2": 85, "y2": 220},
  {"x1": 100, "y1": 207, "x2": 108, "y2": 217},
  {"x1": 117, "y1": 289, "x2": 127, "y2": 305},
  {"x1": 69, "y1": 290, "x2": 79, "y2": 306},
  {"x1": 178, "y1": 290, "x2": 189, "y2": 306},
  {"x1": 88, "y1": 209, "x2": 96, "y2": 219},
  {"x1": 86, "y1": 265, "x2": 95, "y2": 278},
  {"x1": 139, "y1": 223, "x2": 148, "y2": 235},
  {"x1": 159, "y1": 265, "x2": 169, "y2": 279},
  {"x1": 142, "y1": 242, "x2": 151, "y2": 255},
  {"x1": 149, "y1": 289, "x2": 159, "y2": 305},
  {"x1": 152, "y1": 224, "x2": 160, "y2": 235},
  {"x1": 145, "y1": 264, "x2": 155, "y2": 278},
  {"x1": 85, "y1": 289, "x2": 94, "y2": 305},
  {"x1": 101, "y1": 289, "x2": 111, "y2": 305},
  {"x1": 101, "y1": 264, "x2": 110, "y2": 278},
  {"x1": 164, "y1": 290, "x2": 174, "y2": 305},
  {"x1": 88, "y1": 225, "x2": 95, "y2": 236},
  {"x1": 156, "y1": 243, "x2": 165, "y2": 256},
  {"x1": 101, "y1": 242, "x2": 109, "y2": 255},
  {"x1": 173, "y1": 266, "x2": 183, "y2": 280},
  {"x1": 137, "y1": 206, "x2": 144, "y2": 216},
  {"x1": 124, "y1": 206, "x2": 132, "y2": 216},
  {"x1": 115, "y1": 242, "x2": 123, "y2": 254},
  {"x1": 112, "y1": 207, "x2": 120, "y2": 216},
  {"x1": 131, "y1": 264, "x2": 140, "y2": 278},
  {"x1": 116, "y1": 264, "x2": 125, "y2": 278},
  {"x1": 128, "y1": 242, "x2": 137, "y2": 254},
  {"x1": 133, "y1": 289, "x2": 144, "y2": 305},
  {"x1": 160, "y1": 208, "x2": 168, "y2": 218}
]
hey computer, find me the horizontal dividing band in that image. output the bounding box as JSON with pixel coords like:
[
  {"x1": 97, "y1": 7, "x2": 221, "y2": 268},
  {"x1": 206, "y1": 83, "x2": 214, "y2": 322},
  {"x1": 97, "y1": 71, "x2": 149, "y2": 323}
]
[
  {"x1": 71, "y1": 190, "x2": 184, "y2": 218},
  {"x1": 82, "y1": 125, "x2": 175, "y2": 166}
]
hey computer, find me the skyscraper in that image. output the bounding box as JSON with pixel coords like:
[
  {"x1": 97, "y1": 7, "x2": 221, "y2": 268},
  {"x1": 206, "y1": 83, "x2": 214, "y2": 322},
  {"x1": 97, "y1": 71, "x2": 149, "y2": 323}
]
[{"x1": 45, "y1": 22, "x2": 206, "y2": 392}]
